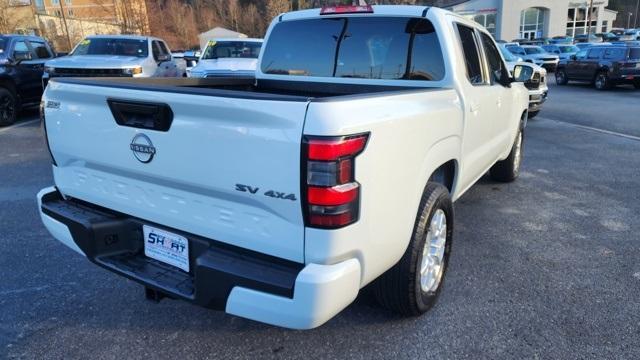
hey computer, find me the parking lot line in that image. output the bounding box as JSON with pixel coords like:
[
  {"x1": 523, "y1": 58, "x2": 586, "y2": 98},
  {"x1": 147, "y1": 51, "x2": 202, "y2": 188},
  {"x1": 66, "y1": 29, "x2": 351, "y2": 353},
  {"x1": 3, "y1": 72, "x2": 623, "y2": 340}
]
[
  {"x1": 538, "y1": 117, "x2": 640, "y2": 142},
  {"x1": 0, "y1": 119, "x2": 40, "y2": 135}
]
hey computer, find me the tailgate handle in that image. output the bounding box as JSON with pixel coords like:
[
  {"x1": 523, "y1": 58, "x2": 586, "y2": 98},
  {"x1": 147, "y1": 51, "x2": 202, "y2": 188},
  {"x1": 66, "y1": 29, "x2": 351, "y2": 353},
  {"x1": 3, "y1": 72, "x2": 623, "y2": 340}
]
[{"x1": 107, "y1": 99, "x2": 174, "y2": 132}]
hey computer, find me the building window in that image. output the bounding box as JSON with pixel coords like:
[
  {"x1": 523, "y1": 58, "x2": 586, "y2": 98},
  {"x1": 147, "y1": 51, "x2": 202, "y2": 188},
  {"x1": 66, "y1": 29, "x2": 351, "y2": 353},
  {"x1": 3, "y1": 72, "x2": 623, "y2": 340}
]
[
  {"x1": 566, "y1": 7, "x2": 598, "y2": 38},
  {"x1": 34, "y1": 0, "x2": 44, "y2": 9},
  {"x1": 601, "y1": 20, "x2": 608, "y2": 33},
  {"x1": 52, "y1": 0, "x2": 59, "y2": 4},
  {"x1": 463, "y1": 12, "x2": 497, "y2": 38},
  {"x1": 520, "y1": 8, "x2": 545, "y2": 40}
]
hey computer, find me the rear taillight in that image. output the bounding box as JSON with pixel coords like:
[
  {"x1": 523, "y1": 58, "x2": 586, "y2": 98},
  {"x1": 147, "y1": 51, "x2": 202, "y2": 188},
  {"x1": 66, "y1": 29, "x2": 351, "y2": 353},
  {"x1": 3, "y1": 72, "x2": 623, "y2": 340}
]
[{"x1": 303, "y1": 133, "x2": 368, "y2": 229}]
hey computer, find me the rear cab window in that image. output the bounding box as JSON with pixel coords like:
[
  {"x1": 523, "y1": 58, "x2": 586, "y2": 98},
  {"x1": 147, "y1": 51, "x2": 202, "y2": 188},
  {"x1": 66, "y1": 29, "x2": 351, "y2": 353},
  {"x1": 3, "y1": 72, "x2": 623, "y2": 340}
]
[
  {"x1": 261, "y1": 17, "x2": 445, "y2": 81},
  {"x1": 629, "y1": 48, "x2": 640, "y2": 60}
]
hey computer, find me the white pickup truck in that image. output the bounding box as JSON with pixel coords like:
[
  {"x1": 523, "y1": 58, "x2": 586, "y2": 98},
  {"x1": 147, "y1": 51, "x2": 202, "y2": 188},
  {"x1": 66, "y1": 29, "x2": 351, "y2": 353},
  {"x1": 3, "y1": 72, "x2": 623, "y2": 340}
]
[
  {"x1": 42, "y1": 35, "x2": 185, "y2": 87},
  {"x1": 38, "y1": 5, "x2": 532, "y2": 329}
]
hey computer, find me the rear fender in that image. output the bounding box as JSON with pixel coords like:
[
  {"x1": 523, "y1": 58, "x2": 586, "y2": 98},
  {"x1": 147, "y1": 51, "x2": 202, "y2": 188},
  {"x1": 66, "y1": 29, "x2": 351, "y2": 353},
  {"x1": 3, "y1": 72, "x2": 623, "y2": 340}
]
[{"x1": 417, "y1": 135, "x2": 461, "y2": 201}]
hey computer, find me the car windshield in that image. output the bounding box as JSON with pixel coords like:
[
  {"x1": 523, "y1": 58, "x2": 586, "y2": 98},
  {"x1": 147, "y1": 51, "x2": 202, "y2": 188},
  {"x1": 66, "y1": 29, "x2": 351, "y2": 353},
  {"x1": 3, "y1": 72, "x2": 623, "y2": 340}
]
[
  {"x1": 71, "y1": 38, "x2": 149, "y2": 57},
  {"x1": 261, "y1": 17, "x2": 446, "y2": 81},
  {"x1": 559, "y1": 45, "x2": 579, "y2": 53},
  {"x1": 524, "y1": 47, "x2": 543, "y2": 54},
  {"x1": 506, "y1": 46, "x2": 525, "y2": 55},
  {"x1": 625, "y1": 30, "x2": 638, "y2": 35},
  {"x1": 499, "y1": 46, "x2": 518, "y2": 61},
  {"x1": 201, "y1": 41, "x2": 262, "y2": 60}
]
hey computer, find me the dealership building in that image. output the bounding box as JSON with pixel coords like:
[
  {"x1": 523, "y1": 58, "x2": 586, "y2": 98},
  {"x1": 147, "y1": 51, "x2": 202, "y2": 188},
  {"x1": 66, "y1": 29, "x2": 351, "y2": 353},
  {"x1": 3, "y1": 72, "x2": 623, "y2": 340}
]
[{"x1": 445, "y1": 0, "x2": 618, "y2": 41}]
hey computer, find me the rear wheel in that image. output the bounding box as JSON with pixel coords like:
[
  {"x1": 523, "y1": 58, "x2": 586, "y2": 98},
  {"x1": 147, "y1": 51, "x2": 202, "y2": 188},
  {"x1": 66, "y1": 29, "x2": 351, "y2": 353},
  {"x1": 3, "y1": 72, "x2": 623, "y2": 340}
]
[
  {"x1": 373, "y1": 183, "x2": 453, "y2": 316},
  {"x1": 0, "y1": 87, "x2": 18, "y2": 127},
  {"x1": 594, "y1": 71, "x2": 611, "y2": 90},
  {"x1": 490, "y1": 129, "x2": 524, "y2": 182},
  {"x1": 555, "y1": 69, "x2": 568, "y2": 85}
]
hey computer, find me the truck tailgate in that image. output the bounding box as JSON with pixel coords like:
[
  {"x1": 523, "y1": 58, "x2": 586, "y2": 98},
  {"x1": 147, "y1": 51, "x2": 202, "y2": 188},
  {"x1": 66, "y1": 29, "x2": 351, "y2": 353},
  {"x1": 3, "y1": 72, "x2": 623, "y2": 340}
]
[{"x1": 44, "y1": 81, "x2": 309, "y2": 263}]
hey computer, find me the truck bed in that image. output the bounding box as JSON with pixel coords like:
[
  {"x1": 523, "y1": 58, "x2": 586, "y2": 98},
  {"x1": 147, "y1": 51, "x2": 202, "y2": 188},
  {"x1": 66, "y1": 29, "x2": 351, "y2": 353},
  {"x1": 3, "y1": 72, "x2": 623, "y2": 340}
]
[{"x1": 49, "y1": 77, "x2": 435, "y2": 102}]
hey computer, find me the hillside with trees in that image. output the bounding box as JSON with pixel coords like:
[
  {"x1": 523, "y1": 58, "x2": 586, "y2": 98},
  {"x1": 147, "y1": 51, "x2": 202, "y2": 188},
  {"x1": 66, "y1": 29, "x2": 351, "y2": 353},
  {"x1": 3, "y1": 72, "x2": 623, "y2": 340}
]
[{"x1": 147, "y1": 0, "x2": 439, "y2": 49}]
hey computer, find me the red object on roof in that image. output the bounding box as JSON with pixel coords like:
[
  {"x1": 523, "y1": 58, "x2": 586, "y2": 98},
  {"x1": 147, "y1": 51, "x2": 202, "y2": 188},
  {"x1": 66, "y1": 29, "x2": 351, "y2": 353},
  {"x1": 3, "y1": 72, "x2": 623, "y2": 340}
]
[{"x1": 320, "y1": 5, "x2": 374, "y2": 15}]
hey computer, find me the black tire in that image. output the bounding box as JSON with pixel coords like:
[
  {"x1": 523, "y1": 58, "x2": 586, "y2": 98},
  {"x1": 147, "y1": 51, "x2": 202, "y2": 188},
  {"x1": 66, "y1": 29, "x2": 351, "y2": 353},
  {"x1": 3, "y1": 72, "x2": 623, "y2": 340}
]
[
  {"x1": 490, "y1": 129, "x2": 524, "y2": 182},
  {"x1": 555, "y1": 69, "x2": 568, "y2": 85},
  {"x1": 633, "y1": 81, "x2": 640, "y2": 90},
  {"x1": 594, "y1": 71, "x2": 611, "y2": 90},
  {"x1": 528, "y1": 110, "x2": 539, "y2": 119},
  {"x1": 0, "y1": 87, "x2": 18, "y2": 127},
  {"x1": 373, "y1": 182, "x2": 453, "y2": 316}
]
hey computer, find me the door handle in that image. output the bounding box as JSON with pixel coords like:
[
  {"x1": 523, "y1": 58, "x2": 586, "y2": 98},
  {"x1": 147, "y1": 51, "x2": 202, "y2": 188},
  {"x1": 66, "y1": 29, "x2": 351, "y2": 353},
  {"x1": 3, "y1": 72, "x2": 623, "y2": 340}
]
[
  {"x1": 470, "y1": 102, "x2": 479, "y2": 114},
  {"x1": 496, "y1": 97, "x2": 502, "y2": 107}
]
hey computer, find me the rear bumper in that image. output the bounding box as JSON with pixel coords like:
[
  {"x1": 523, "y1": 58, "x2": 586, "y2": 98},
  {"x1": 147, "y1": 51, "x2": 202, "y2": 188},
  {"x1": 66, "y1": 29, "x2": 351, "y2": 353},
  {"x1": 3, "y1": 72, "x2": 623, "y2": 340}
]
[{"x1": 37, "y1": 187, "x2": 361, "y2": 329}]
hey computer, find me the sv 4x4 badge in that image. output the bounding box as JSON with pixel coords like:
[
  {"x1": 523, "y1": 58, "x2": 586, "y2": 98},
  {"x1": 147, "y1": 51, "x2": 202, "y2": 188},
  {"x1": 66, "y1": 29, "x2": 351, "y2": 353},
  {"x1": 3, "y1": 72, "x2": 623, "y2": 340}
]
[{"x1": 235, "y1": 184, "x2": 297, "y2": 201}]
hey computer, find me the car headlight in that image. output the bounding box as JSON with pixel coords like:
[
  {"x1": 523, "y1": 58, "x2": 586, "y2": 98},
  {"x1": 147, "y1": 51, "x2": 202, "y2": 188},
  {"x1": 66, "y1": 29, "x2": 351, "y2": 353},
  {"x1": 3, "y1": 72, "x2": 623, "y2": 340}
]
[
  {"x1": 44, "y1": 66, "x2": 55, "y2": 74},
  {"x1": 123, "y1": 66, "x2": 143, "y2": 75}
]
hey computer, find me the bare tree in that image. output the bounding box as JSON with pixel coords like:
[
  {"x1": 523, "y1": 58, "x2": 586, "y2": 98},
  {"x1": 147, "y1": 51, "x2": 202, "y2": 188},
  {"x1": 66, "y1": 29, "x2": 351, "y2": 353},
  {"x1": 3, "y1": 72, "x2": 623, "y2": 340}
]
[
  {"x1": 266, "y1": 0, "x2": 291, "y2": 22},
  {"x1": 0, "y1": 0, "x2": 34, "y2": 34}
]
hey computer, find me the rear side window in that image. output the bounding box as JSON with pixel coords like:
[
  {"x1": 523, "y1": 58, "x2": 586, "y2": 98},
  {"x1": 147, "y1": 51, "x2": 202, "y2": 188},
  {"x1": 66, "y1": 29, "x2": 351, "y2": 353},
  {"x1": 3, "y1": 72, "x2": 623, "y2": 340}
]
[
  {"x1": 261, "y1": 17, "x2": 445, "y2": 81},
  {"x1": 587, "y1": 48, "x2": 604, "y2": 59},
  {"x1": 629, "y1": 48, "x2": 640, "y2": 60},
  {"x1": 604, "y1": 48, "x2": 624, "y2": 60},
  {"x1": 456, "y1": 24, "x2": 483, "y2": 85},
  {"x1": 30, "y1": 40, "x2": 53, "y2": 59}
]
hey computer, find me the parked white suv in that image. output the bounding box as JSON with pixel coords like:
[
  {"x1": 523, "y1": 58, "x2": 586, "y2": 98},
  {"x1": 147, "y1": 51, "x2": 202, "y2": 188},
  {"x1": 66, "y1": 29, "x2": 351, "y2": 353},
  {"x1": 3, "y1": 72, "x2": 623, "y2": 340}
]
[
  {"x1": 188, "y1": 38, "x2": 263, "y2": 78},
  {"x1": 38, "y1": 5, "x2": 531, "y2": 329}
]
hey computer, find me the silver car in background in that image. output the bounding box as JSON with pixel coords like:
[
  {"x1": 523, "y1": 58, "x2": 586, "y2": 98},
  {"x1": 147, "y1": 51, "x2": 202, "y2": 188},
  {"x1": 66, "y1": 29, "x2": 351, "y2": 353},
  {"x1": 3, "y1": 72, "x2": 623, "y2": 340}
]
[
  {"x1": 542, "y1": 44, "x2": 580, "y2": 60},
  {"x1": 507, "y1": 44, "x2": 559, "y2": 72}
]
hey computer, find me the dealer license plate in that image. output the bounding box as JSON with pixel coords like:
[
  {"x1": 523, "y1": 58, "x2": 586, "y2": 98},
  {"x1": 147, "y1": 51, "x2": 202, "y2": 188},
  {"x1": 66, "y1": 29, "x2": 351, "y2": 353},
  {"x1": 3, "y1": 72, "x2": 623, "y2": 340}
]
[{"x1": 143, "y1": 225, "x2": 189, "y2": 272}]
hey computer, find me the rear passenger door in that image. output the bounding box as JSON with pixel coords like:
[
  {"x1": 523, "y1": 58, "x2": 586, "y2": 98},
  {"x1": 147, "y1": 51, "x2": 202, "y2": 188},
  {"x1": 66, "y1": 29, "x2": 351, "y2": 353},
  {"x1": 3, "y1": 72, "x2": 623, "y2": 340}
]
[
  {"x1": 455, "y1": 24, "x2": 502, "y2": 188},
  {"x1": 581, "y1": 48, "x2": 604, "y2": 80}
]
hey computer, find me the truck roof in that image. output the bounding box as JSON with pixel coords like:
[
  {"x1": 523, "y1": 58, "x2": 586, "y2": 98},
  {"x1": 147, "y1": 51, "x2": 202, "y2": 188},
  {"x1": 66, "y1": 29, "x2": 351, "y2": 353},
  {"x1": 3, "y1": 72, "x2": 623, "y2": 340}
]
[
  {"x1": 279, "y1": 5, "x2": 453, "y2": 22},
  {"x1": 84, "y1": 34, "x2": 153, "y2": 41},
  {"x1": 210, "y1": 38, "x2": 263, "y2": 43},
  {"x1": 0, "y1": 34, "x2": 48, "y2": 42}
]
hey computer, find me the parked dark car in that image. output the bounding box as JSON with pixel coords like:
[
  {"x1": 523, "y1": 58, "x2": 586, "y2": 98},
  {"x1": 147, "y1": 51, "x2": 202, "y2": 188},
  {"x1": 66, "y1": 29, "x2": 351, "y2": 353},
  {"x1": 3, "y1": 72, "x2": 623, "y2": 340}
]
[
  {"x1": 556, "y1": 44, "x2": 640, "y2": 90},
  {"x1": 0, "y1": 34, "x2": 55, "y2": 126},
  {"x1": 574, "y1": 34, "x2": 601, "y2": 43}
]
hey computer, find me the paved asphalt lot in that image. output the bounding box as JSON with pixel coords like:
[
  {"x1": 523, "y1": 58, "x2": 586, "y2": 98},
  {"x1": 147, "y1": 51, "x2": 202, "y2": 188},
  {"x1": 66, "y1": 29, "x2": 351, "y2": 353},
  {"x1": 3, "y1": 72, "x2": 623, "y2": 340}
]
[{"x1": 1, "y1": 80, "x2": 639, "y2": 359}]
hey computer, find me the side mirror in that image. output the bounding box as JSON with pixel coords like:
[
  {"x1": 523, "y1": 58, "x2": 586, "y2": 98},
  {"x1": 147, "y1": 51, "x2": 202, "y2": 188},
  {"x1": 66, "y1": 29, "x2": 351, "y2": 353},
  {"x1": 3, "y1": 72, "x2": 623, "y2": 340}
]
[
  {"x1": 512, "y1": 64, "x2": 534, "y2": 82},
  {"x1": 157, "y1": 54, "x2": 171, "y2": 62}
]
